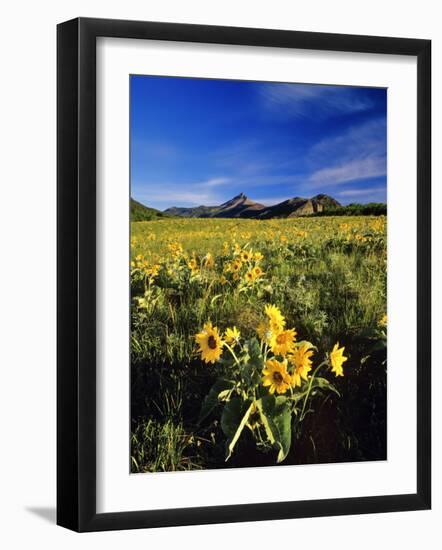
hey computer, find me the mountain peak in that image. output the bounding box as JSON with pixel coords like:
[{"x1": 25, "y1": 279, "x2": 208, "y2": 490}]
[
  {"x1": 233, "y1": 192, "x2": 247, "y2": 200},
  {"x1": 312, "y1": 194, "x2": 341, "y2": 208}
]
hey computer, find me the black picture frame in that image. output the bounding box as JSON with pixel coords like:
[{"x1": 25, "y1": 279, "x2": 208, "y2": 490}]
[{"x1": 57, "y1": 17, "x2": 431, "y2": 532}]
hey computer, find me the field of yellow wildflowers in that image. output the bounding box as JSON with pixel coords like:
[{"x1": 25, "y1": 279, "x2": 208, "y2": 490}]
[{"x1": 130, "y1": 216, "x2": 387, "y2": 472}]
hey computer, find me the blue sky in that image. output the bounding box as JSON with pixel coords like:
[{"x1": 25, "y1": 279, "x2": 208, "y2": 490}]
[{"x1": 130, "y1": 75, "x2": 386, "y2": 210}]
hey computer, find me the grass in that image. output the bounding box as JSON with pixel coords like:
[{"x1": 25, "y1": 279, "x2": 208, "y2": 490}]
[{"x1": 130, "y1": 216, "x2": 387, "y2": 472}]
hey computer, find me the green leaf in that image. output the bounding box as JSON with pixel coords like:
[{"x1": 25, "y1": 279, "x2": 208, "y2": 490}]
[
  {"x1": 241, "y1": 338, "x2": 263, "y2": 387},
  {"x1": 217, "y1": 389, "x2": 232, "y2": 401},
  {"x1": 247, "y1": 337, "x2": 261, "y2": 359},
  {"x1": 210, "y1": 294, "x2": 223, "y2": 306},
  {"x1": 312, "y1": 377, "x2": 340, "y2": 397},
  {"x1": 256, "y1": 395, "x2": 292, "y2": 463},
  {"x1": 198, "y1": 379, "x2": 235, "y2": 424},
  {"x1": 221, "y1": 398, "x2": 254, "y2": 461}
]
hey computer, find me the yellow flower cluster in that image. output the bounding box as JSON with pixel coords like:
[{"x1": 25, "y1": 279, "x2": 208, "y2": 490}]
[
  {"x1": 131, "y1": 254, "x2": 160, "y2": 281},
  {"x1": 194, "y1": 304, "x2": 347, "y2": 391},
  {"x1": 224, "y1": 245, "x2": 265, "y2": 284},
  {"x1": 167, "y1": 241, "x2": 183, "y2": 258},
  {"x1": 258, "y1": 304, "x2": 315, "y2": 394}
]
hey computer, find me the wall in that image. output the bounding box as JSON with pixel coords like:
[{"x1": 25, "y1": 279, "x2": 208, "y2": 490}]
[{"x1": 0, "y1": 1, "x2": 439, "y2": 548}]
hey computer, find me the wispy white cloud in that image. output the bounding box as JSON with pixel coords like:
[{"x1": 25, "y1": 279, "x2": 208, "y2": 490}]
[
  {"x1": 309, "y1": 156, "x2": 386, "y2": 187},
  {"x1": 212, "y1": 139, "x2": 279, "y2": 176},
  {"x1": 334, "y1": 186, "x2": 386, "y2": 204},
  {"x1": 335, "y1": 187, "x2": 386, "y2": 198},
  {"x1": 305, "y1": 118, "x2": 387, "y2": 191},
  {"x1": 134, "y1": 177, "x2": 232, "y2": 209},
  {"x1": 259, "y1": 83, "x2": 374, "y2": 119},
  {"x1": 136, "y1": 190, "x2": 219, "y2": 208},
  {"x1": 310, "y1": 118, "x2": 386, "y2": 160},
  {"x1": 204, "y1": 177, "x2": 232, "y2": 188}
]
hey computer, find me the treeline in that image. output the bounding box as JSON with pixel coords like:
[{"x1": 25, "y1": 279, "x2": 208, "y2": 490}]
[{"x1": 313, "y1": 203, "x2": 387, "y2": 217}]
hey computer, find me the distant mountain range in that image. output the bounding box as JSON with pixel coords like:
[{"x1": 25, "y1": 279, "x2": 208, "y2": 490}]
[{"x1": 163, "y1": 193, "x2": 341, "y2": 219}]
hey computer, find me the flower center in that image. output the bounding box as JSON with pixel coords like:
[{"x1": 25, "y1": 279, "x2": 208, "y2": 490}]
[
  {"x1": 208, "y1": 335, "x2": 217, "y2": 349},
  {"x1": 273, "y1": 371, "x2": 283, "y2": 384},
  {"x1": 276, "y1": 333, "x2": 286, "y2": 344}
]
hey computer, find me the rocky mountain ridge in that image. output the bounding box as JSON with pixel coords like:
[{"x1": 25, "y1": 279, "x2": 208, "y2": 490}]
[{"x1": 163, "y1": 192, "x2": 341, "y2": 219}]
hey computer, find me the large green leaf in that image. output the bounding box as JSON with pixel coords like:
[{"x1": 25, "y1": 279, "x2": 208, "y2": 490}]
[
  {"x1": 247, "y1": 337, "x2": 262, "y2": 360},
  {"x1": 257, "y1": 395, "x2": 292, "y2": 463},
  {"x1": 221, "y1": 398, "x2": 254, "y2": 461},
  {"x1": 198, "y1": 379, "x2": 235, "y2": 424}
]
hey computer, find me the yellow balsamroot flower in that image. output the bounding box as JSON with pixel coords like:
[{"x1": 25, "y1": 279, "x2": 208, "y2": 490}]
[
  {"x1": 262, "y1": 359, "x2": 292, "y2": 395},
  {"x1": 253, "y1": 266, "x2": 264, "y2": 278},
  {"x1": 188, "y1": 258, "x2": 198, "y2": 271},
  {"x1": 257, "y1": 321, "x2": 272, "y2": 343},
  {"x1": 270, "y1": 328, "x2": 297, "y2": 356},
  {"x1": 289, "y1": 343, "x2": 314, "y2": 387},
  {"x1": 241, "y1": 250, "x2": 252, "y2": 262},
  {"x1": 379, "y1": 314, "x2": 387, "y2": 327},
  {"x1": 145, "y1": 263, "x2": 160, "y2": 282},
  {"x1": 195, "y1": 322, "x2": 224, "y2": 364},
  {"x1": 230, "y1": 260, "x2": 242, "y2": 272},
  {"x1": 330, "y1": 342, "x2": 347, "y2": 377},
  {"x1": 219, "y1": 275, "x2": 228, "y2": 285},
  {"x1": 264, "y1": 304, "x2": 286, "y2": 333},
  {"x1": 148, "y1": 263, "x2": 160, "y2": 276},
  {"x1": 224, "y1": 326, "x2": 241, "y2": 346},
  {"x1": 257, "y1": 305, "x2": 286, "y2": 345},
  {"x1": 245, "y1": 270, "x2": 255, "y2": 283},
  {"x1": 203, "y1": 252, "x2": 214, "y2": 269},
  {"x1": 254, "y1": 251, "x2": 264, "y2": 262}
]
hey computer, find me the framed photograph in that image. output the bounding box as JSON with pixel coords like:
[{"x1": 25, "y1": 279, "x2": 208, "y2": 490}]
[{"x1": 57, "y1": 17, "x2": 431, "y2": 532}]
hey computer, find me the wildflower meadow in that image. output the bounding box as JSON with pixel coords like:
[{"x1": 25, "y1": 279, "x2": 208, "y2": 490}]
[{"x1": 130, "y1": 216, "x2": 387, "y2": 472}]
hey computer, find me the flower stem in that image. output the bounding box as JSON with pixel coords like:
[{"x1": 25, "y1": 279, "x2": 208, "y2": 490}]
[
  {"x1": 223, "y1": 342, "x2": 241, "y2": 367},
  {"x1": 300, "y1": 360, "x2": 327, "y2": 422}
]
